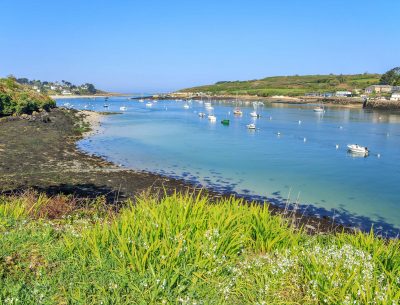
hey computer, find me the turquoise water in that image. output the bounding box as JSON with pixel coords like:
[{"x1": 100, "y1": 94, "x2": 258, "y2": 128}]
[{"x1": 58, "y1": 97, "x2": 400, "y2": 235}]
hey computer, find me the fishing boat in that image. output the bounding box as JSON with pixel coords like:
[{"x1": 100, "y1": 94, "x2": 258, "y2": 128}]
[
  {"x1": 208, "y1": 114, "x2": 217, "y2": 122},
  {"x1": 247, "y1": 123, "x2": 256, "y2": 130},
  {"x1": 146, "y1": 102, "x2": 153, "y2": 107},
  {"x1": 347, "y1": 144, "x2": 369, "y2": 155},
  {"x1": 221, "y1": 119, "x2": 230, "y2": 126},
  {"x1": 198, "y1": 112, "x2": 206, "y2": 118}
]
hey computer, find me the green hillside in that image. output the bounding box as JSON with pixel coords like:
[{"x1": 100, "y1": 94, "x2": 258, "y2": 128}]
[
  {"x1": 180, "y1": 74, "x2": 381, "y2": 97},
  {"x1": 0, "y1": 77, "x2": 55, "y2": 116}
]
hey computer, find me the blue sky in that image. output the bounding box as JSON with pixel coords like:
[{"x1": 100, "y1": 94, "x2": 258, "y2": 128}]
[{"x1": 1, "y1": 0, "x2": 399, "y2": 92}]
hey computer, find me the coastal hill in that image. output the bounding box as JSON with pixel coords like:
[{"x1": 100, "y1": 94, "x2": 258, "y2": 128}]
[
  {"x1": 179, "y1": 73, "x2": 381, "y2": 97},
  {"x1": 15, "y1": 77, "x2": 106, "y2": 96},
  {"x1": 0, "y1": 76, "x2": 55, "y2": 116}
]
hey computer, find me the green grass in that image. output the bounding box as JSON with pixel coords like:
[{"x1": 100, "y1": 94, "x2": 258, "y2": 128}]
[
  {"x1": 0, "y1": 192, "x2": 399, "y2": 304},
  {"x1": 180, "y1": 74, "x2": 381, "y2": 97}
]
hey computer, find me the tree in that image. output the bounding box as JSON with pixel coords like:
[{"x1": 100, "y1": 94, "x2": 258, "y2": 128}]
[
  {"x1": 379, "y1": 67, "x2": 400, "y2": 86},
  {"x1": 86, "y1": 83, "x2": 96, "y2": 94}
]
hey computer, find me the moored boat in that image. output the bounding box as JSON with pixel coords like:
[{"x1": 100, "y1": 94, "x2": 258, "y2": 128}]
[
  {"x1": 347, "y1": 144, "x2": 369, "y2": 155},
  {"x1": 208, "y1": 114, "x2": 217, "y2": 122},
  {"x1": 221, "y1": 119, "x2": 230, "y2": 125},
  {"x1": 247, "y1": 123, "x2": 256, "y2": 129},
  {"x1": 233, "y1": 108, "x2": 243, "y2": 116}
]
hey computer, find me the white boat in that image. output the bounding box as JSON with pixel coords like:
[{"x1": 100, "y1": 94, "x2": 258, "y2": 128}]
[
  {"x1": 198, "y1": 112, "x2": 206, "y2": 118},
  {"x1": 139, "y1": 99, "x2": 144, "y2": 103},
  {"x1": 313, "y1": 104, "x2": 325, "y2": 112},
  {"x1": 120, "y1": 106, "x2": 127, "y2": 111},
  {"x1": 347, "y1": 144, "x2": 369, "y2": 155},
  {"x1": 233, "y1": 108, "x2": 243, "y2": 116},
  {"x1": 153, "y1": 100, "x2": 158, "y2": 103},
  {"x1": 183, "y1": 104, "x2": 190, "y2": 109},
  {"x1": 247, "y1": 123, "x2": 256, "y2": 130},
  {"x1": 146, "y1": 102, "x2": 153, "y2": 107},
  {"x1": 208, "y1": 115, "x2": 217, "y2": 122},
  {"x1": 250, "y1": 111, "x2": 261, "y2": 118}
]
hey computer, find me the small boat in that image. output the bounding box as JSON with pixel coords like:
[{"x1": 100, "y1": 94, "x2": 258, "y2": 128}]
[
  {"x1": 103, "y1": 104, "x2": 109, "y2": 108},
  {"x1": 250, "y1": 111, "x2": 261, "y2": 118},
  {"x1": 208, "y1": 115, "x2": 217, "y2": 122},
  {"x1": 347, "y1": 144, "x2": 368, "y2": 155},
  {"x1": 146, "y1": 102, "x2": 153, "y2": 107},
  {"x1": 233, "y1": 108, "x2": 243, "y2": 116},
  {"x1": 313, "y1": 104, "x2": 325, "y2": 112},
  {"x1": 139, "y1": 99, "x2": 144, "y2": 103},
  {"x1": 153, "y1": 100, "x2": 158, "y2": 103},
  {"x1": 247, "y1": 123, "x2": 256, "y2": 130},
  {"x1": 183, "y1": 104, "x2": 190, "y2": 109},
  {"x1": 221, "y1": 119, "x2": 230, "y2": 126},
  {"x1": 198, "y1": 112, "x2": 206, "y2": 118},
  {"x1": 120, "y1": 106, "x2": 127, "y2": 111}
]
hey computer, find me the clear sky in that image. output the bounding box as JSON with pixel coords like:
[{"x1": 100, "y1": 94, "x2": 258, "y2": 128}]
[{"x1": 1, "y1": 0, "x2": 399, "y2": 93}]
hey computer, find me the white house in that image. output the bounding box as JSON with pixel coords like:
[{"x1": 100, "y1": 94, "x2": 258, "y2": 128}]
[
  {"x1": 62, "y1": 90, "x2": 72, "y2": 95},
  {"x1": 390, "y1": 92, "x2": 400, "y2": 101},
  {"x1": 335, "y1": 91, "x2": 352, "y2": 97}
]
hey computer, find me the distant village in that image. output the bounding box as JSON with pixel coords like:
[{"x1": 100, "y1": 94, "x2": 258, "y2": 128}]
[
  {"x1": 15, "y1": 78, "x2": 100, "y2": 96},
  {"x1": 304, "y1": 85, "x2": 400, "y2": 101}
]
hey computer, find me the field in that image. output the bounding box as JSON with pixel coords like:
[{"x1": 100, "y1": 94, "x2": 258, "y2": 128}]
[
  {"x1": 1, "y1": 192, "x2": 399, "y2": 304},
  {"x1": 180, "y1": 74, "x2": 381, "y2": 97}
]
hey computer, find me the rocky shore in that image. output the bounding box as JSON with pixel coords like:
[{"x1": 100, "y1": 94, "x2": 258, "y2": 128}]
[{"x1": 0, "y1": 108, "x2": 353, "y2": 234}]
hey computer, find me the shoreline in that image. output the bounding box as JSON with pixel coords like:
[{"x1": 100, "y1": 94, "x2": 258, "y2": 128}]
[
  {"x1": 1, "y1": 107, "x2": 398, "y2": 236},
  {"x1": 75, "y1": 110, "x2": 399, "y2": 236},
  {"x1": 50, "y1": 93, "x2": 129, "y2": 99}
]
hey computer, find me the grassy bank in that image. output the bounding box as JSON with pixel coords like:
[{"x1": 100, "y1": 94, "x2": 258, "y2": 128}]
[
  {"x1": 180, "y1": 74, "x2": 380, "y2": 97},
  {"x1": 1, "y1": 192, "x2": 399, "y2": 304}
]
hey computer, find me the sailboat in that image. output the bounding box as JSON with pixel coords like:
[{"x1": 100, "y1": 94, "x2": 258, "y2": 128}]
[
  {"x1": 250, "y1": 102, "x2": 261, "y2": 118},
  {"x1": 313, "y1": 102, "x2": 325, "y2": 112},
  {"x1": 233, "y1": 93, "x2": 243, "y2": 116}
]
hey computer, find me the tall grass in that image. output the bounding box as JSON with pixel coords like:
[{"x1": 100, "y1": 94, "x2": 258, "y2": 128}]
[{"x1": 0, "y1": 192, "x2": 399, "y2": 304}]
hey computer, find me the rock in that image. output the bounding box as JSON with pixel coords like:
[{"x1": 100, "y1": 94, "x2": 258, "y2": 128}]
[
  {"x1": 305, "y1": 224, "x2": 316, "y2": 231},
  {"x1": 40, "y1": 113, "x2": 51, "y2": 123},
  {"x1": 21, "y1": 113, "x2": 29, "y2": 119},
  {"x1": 32, "y1": 111, "x2": 39, "y2": 116}
]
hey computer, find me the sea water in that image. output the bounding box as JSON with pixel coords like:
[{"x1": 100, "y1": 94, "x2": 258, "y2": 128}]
[{"x1": 57, "y1": 97, "x2": 400, "y2": 235}]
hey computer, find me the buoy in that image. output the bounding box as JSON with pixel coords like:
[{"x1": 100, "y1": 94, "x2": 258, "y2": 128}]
[
  {"x1": 303, "y1": 137, "x2": 307, "y2": 142},
  {"x1": 335, "y1": 144, "x2": 339, "y2": 149},
  {"x1": 339, "y1": 126, "x2": 343, "y2": 129},
  {"x1": 298, "y1": 120, "x2": 302, "y2": 124},
  {"x1": 377, "y1": 153, "x2": 381, "y2": 158}
]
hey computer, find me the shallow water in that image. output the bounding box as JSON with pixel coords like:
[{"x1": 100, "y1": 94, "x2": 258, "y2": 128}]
[{"x1": 58, "y1": 97, "x2": 400, "y2": 235}]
